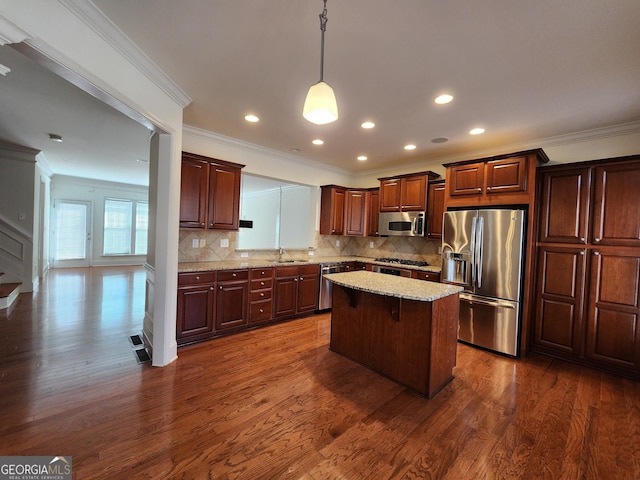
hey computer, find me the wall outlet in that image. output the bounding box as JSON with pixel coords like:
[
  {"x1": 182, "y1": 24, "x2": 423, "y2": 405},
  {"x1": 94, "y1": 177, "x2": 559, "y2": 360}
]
[
  {"x1": 199, "y1": 239, "x2": 206, "y2": 248},
  {"x1": 335, "y1": 240, "x2": 341, "y2": 247},
  {"x1": 240, "y1": 252, "x2": 248, "y2": 258},
  {"x1": 220, "y1": 238, "x2": 229, "y2": 248},
  {"x1": 369, "y1": 241, "x2": 375, "y2": 248},
  {"x1": 191, "y1": 238, "x2": 199, "y2": 248},
  {"x1": 308, "y1": 250, "x2": 314, "y2": 256}
]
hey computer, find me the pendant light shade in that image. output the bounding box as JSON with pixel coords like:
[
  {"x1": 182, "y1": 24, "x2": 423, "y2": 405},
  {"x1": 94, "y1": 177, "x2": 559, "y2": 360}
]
[
  {"x1": 303, "y1": 81, "x2": 338, "y2": 125},
  {"x1": 303, "y1": 0, "x2": 338, "y2": 125}
]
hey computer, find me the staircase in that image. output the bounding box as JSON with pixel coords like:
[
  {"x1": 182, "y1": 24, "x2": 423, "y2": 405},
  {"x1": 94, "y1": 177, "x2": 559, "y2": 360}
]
[{"x1": 0, "y1": 272, "x2": 21, "y2": 311}]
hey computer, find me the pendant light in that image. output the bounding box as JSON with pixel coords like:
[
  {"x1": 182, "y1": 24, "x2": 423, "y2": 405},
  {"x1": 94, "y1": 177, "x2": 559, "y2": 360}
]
[{"x1": 303, "y1": 0, "x2": 338, "y2": 125}]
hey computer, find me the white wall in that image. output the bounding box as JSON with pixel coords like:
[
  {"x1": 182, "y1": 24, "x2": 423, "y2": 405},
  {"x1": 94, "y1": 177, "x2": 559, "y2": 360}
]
[{"x1": 50, "y1": 175, "x2": 148, "y2": 267}]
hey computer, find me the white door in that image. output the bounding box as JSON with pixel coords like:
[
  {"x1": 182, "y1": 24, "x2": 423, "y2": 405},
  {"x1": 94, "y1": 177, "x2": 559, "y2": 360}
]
[{"x1": 53, "y1": 200, "x2": 92, "y2": 268}]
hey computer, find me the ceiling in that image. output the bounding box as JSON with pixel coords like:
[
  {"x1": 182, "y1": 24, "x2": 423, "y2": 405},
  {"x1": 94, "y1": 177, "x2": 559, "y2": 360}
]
[{"x1": 1, "y1": 0, "x2": 640, "y2": 185}]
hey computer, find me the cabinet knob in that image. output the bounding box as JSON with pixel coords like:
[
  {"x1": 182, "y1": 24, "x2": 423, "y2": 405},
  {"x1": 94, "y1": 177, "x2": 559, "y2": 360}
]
[
  {"x1": 210, "y1": 287, "x2": 214, "y2": 290},
  {"x1": 259, "y1": 308, "x2": 264, "y2": 313},
  {"x1": 579, "y1": 251, "x2": 585, "y2": 256},
  {"x1": 260, "y1": 292, "x2": 265, "y2": 297},
  {"x1": 594, "y1": 251, "x2": 600, "y2": 256},
  {"x1": 580, "y1": 237, "x2": 585, "y2": 242},
  {"x1": 209, "y1": 223, "x2": 214, "y2": 227},
  {"x1": 294, "y1": 278, "x2": 298, "y2": 282},
  {"x1": 195, "y1": 276, "x2": 200, "y2": 280},
  {"x1": 261, "y1": 271, "x2": 265, "y2": 275},
  {"x1": 232, "y1": 273, "x2": 237, "y2": 277},
  {"x1": 486, "y1": 186, "x2": 492, "y2": 191},
  {"x1": 200, "y1": 222, "x2": 205, "y2": 226},
  {"x1": 476, "y1": 188, "x2": 482, "y2": 192},
  {"x1": 594, "y1": 237, "x2": 601, "y2": 242},
  {"x1": 219, "y1": 285, "x2": 223, "y2": 289},
  {"x1": 300, "y1": 277, "x2": 304, "y2": 280},
  {"x1": 260, "y1": 281, "x2": 265, "y2": 286}
]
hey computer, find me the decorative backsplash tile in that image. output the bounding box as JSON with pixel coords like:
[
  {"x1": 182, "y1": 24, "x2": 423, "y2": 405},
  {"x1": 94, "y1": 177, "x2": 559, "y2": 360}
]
[{"x1": 179, "y1": 230, "x2": 442, "y2": 267}]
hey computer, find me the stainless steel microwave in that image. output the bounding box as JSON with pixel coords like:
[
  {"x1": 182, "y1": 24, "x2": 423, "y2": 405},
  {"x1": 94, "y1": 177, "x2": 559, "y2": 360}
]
[{"x1": 378, "y1": 211, "x2": 426, "y2": 237}]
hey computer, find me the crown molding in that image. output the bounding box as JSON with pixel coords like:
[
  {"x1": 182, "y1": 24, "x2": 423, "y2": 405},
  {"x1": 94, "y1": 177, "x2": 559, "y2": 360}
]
[
  {"x1": 183, "y1": 125, "x2": 352, "y2": 177},
  {"x1": 0, "y1": 14, "x2": 32, "y2": 45},
  {"x1": 59, "y1": 0, "x2": 192, "y2": 109}
]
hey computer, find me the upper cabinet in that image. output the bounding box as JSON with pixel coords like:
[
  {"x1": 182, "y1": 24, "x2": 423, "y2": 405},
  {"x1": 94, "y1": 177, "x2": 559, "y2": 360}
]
[
  {"x1": 378, "y1": 171, "x2": 439, "y2": 212},
  {"x1": 426, "y1": 180, "x2": 445, "y2": 239},
  {"x1": 366, "y1": 188, "x2": 380, "y2": 237},
  {"x1": 319, "y1": 185, "x2": 346, "y2": 235},
  {"x1": 444, "y1": 150, "x2": 548, "y2": 208},
  {"x1": 345, "y1": 189, "x2": 367, "y2": 236},
  {"x1": 591, "y1": 160, "x2": 640, "y2": 247},
  {"x1": 179, "y1": 152, "x2": 244, "y2": 230}
]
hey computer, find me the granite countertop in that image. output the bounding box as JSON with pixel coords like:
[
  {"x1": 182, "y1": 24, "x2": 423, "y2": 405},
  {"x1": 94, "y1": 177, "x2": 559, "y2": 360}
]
[
  {"x1": 324, "y1": 271, "x2": 462, "y2": 302},
  {"x1": 178, "y1": 256, "x2": 442, "y2": 274}
]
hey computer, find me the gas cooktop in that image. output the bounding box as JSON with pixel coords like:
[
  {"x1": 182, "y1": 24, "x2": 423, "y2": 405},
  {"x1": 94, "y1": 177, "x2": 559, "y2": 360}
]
[{"x1": 374, "y1": 257, "x2": 429, "y2": 267}]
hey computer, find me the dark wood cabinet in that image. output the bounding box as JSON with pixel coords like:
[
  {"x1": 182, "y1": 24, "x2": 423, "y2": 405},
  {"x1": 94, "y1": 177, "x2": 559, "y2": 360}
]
[
  {"x1": 345, "y1": 189, "x2": 366, "y2": 236},
  {"x1": 533, "y1": 155, "x2": 640, "y2": 379},
  {"x1": 591, "y1": 160, "x2": 640, "y2": 247},
  {"x1": 319, "y1": 185, "x2": 346, "y2": 235},
  {"x1": 538, "y1": 167, "x2": 591, "y2": 244},
  {"x1": 249, "y1": 267, "x2": 274, "y2": 325},
  {"x1": 533, "y1": 247, "x2": 587, "y2": 356},
  {"x1": 215, "y1": 270, "x2": 249, "y2": 331},
  {"x1": 179, "y1": 152, "x2": 244, "y2": 231},
  {"x1": 176, "y1": 272, "x2": 215, "y2": 345},
  {"x1": 444, "y1": 150, "x2": 548, "y2": 208},
  {"x1": 378, "y1": 171, "x2": 438, "y2": 212},
  {"x1": 274, "y1": 264, "x2": 319, "y2": 319},
  {"x1": 426, "y1": 180, "x2": 445, "y2": 239},
  {"x1": 412, "y1": 270, "x2": 441, "y2": 282},
  {"x1": 366, "y1": 188, "x2": 380, "y2": 236},
  {"x1": 179, "y1": 156, "x2": 209, "y2": 229},
  {"x1": 585, "y1": 249, "x2": 640, "y2": 370}
]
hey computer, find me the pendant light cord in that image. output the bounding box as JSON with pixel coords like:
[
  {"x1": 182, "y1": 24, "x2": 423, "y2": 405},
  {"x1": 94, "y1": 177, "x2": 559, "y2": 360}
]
[{"x1": 318, "y1": 0, "x2": 328, "y2": 82}]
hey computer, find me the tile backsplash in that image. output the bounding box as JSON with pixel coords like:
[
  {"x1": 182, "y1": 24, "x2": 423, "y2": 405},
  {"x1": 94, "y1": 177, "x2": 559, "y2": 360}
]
[{"x1": 179, "y1": 230, "x2": 442, "y2": 266}]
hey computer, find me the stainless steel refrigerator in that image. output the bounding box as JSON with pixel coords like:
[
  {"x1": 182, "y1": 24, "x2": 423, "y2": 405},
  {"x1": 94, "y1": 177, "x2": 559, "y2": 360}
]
[{"x1": 441, "y1": 208, "x2": 526, "y2": 356}]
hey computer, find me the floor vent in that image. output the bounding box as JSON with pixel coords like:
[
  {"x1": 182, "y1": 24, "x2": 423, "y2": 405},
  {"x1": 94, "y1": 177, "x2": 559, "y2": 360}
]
[
  {"x1": 129, "y1": 334, "x2": 143, "y2": 347},
  {"x1": 134, "y1": 348, "x2": 151, "y2": 364}
]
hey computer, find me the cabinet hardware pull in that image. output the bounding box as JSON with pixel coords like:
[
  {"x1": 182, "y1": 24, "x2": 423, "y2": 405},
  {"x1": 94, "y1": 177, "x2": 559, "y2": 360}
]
[
  {"x1": 200, "y1": 223, "x2": 205, "y2": 226},
  {"x1": 594, "y1": 237, "x2": 601, "y2": 242},
  {"x1": 580, "y1": 237, "x2": 585, "y2": 242},
  {"x1": 259, "y1": 309, "x2": 264, "y2": 313},
  {"x1": 232, "y1": 273, "x2": 237, "y2": 277},
  {"x1": 261, "y1": 271, "x2": 265, "y2": 275},
  {"x1": 579, "y1": 251, "x2": 585, "y2": 255},
  {"x1": 260, "y1": 293, "x2": 264, "y2": 297},
  {"x1": 476, "y1": 188, "x2": 482, "y2": 192},
  {"x1": 294, "y1": 278, "x2": 298, "y2": 282},
  {"x1": 209, "y1": 223, "x2": 214, "y2": 227},
  {"x1": 210, "y1": 287, "x2": 214, "y2": 290},
  {"x1": 260, "y1": 282, "x2": 265, "y2": 286},
  {"x1": 219, "y1": 285, "x2": 223, "y2": 289},
  {"x1": 594, "y1": 251, "x2": 600, "y2": 256},
  {"x1": 195, "y1": 276, "x2": 200, "y2": 280},
  {"x1": 486, "y1": 187, "x2": 492, "y2": 191},
  {"x1": 300, "y1": 277, "x2": 304, "y2": 280}
]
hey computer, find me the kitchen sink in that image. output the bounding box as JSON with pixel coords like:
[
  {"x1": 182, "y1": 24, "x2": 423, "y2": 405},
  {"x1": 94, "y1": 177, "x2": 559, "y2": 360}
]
[{"x1": 270, "y1": 259, "x2": 307, "y2": 263}]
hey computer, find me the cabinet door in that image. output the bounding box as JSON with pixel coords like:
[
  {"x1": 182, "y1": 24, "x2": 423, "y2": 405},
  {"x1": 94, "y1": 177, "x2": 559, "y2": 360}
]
[
  {"x1": 208, "y1": 163, "x2": 241, "y2": 230},
  {"x1": 400, "y1": 175, "x2": 427, "y2": 211},
  {"x1": 366, "y1": 189, "x2": 380, "y2": 236},
  {"x1": 448, "y1": 162, "x2": 484, "y2": 197},
  {"x1": 297, "y1": 267, "x2": 319, "y2": 313},
  {"x1": 176, "y1": 284, "x2": 215, "y2": 343},
  {"x1": 538, "y1": 167, "x2": 591, "y2": 244},
  {"x1": 592, "y1": 160, "x2": 640, "y2": 247},
  {"x1": 319, "y1": 186, "x2": 346, "y2": 235},
  {"x1": 585, "y1": 250, "x2": 640, "y2": 371},
  {"x1": 427, "y1": 181, "x2": 445, "y2": 239},
  {"x1": 179, "y1": 156, "x2": 209, "y2": 229},
  {"x1": 273, "y1": 276, "x2": 297, "y2": 318},
  {"x1": 533, "y1": 247, "x2": 587, "y2": 356},
  {"x1": 215, "y1": 281, "x2": 248, "y2": 330},
  {"x1": 485, "y1": 156, "x2": 527, "y2": 194},
  {"x1": 379, "y1": 179, "x2": 402, "y2": 212},
  {"x1": 345, "y1": 190, "x2": 366, "y2": 236}
]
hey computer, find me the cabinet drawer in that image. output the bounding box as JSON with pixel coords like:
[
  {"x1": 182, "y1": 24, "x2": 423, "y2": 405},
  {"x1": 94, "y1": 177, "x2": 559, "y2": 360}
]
[
  {"x1": 251, "y1": 278, "x2": 273, "y2": 291},
  {"x1": 251, "y1": 290, "x2": 272, "y2": 302},
  {"x1": 412, "y1": 270, "x2": 441, "y2": 282},
  {"x1": 298, "y1": 264, "x2": 320, "y2": 277},
  {"x1": 276, "y1": 265, "x2": 299, "y2": 278},
  {"x1": 250, "y1": 300, "x2": 273, "y2": 322},
  {"x1": 217, "y1": 269, "x2": 249, "y2": 282},
  {"x1": 178, "y1": 272, "x2": 215, "y2": 286},
  {"x1": 251, "y1": 267, "x2": 274, "y2": 279}
]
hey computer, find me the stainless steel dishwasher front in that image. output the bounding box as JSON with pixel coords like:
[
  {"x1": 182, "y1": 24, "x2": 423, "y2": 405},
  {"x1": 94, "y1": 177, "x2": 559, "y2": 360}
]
[{"x1": 319, "y1": 264, "x2": 343, "y2": 310}]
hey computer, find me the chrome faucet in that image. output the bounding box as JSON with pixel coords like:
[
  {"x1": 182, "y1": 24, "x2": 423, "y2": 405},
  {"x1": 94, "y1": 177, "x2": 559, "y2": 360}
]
[{"x1": 278, "y1": 247, "x2": 285, "y2": 260}]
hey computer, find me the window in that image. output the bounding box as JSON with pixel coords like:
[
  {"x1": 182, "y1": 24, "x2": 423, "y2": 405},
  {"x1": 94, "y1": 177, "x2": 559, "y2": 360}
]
[{"x1": 103, "y1": 199, "x2": 148, "y2": 256}]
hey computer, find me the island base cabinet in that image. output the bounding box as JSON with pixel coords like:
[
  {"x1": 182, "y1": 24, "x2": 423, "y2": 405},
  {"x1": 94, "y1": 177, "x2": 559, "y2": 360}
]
[{"x1": 330, "y1": 285, "x2": 459, "y2": 398}]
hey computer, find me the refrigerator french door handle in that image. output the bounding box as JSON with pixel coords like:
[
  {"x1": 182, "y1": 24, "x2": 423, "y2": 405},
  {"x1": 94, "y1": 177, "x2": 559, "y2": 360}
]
[
  {"x1": 470, "y1": 216, "x2": 477, "y2": 287},
  {"x1": 476, "y1": 216, "x2": 484, "y2": 288},
  {"x1": 459, "y1": 293, "x2": 516, "y2": 309}
]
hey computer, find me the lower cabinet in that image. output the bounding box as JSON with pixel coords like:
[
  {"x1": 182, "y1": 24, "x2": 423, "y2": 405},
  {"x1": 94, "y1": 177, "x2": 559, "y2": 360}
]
[
  {"x1": 533, "y1": 246, "x2": 640, "y2": 378},
  {"x1": 249, "y1": 267, "x2": 274, "y2": 325},
  {"x1": 274, "y1": 264, "x2": 320, "y2": 319},
  {"x1": 215, "y1": 269, "x2": 249, "y2": 332},
  {"x1": 177, "y1": 272, "x2": 216, "y2": 345}
]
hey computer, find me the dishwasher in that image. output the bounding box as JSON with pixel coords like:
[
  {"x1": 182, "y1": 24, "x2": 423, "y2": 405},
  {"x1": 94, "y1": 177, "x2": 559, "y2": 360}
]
[{"x1": 319, "y1": 264, "x2": 344, "y2": 310}]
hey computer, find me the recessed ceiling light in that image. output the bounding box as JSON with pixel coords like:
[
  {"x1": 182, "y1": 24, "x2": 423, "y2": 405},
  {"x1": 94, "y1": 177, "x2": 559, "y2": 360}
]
[
  {"x1": 469, "y1": 127, "x2": 485, "y2": 135},
  {"x1": 431, "y1": 137, "x2": 448, "y2": 144},
  {"x1": 357, "y1": 155, "x2": 368, "y2": 161},
  {"x1": 361, "y1": 121, "x2": 375, "y2": 129},
  {"x1": 404, "y1": 144, "x2": 416, "y2": 151},
  {"x1": 434, "y1": 94, "x2": 453, "y2": 105},
  {"x1": 48, "y1": 133, "x2": 63, "y2": 143},
  {"x1": 244, "y1": 114, "x2": 259, "y2": 122},
  {"x1": 312, "y1": 139, "x2": 324, "y2": 145}
]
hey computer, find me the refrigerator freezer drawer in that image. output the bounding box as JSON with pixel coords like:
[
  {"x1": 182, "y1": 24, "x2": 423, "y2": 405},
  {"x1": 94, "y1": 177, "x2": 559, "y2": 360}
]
[{"x1": 458, "y1": 294, "x2": 520, "y2": 356}]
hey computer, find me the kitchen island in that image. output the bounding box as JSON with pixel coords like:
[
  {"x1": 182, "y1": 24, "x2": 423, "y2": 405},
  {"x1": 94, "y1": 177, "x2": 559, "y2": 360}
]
[{"x1": 324, "y1": 271, "x2": 463, "y2": 398}]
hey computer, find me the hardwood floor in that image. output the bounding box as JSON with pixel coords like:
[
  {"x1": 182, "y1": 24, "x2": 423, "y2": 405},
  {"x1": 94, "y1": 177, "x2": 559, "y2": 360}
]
[{"x1": 1, "y1": 266, "x2": 639, "y2": 479}]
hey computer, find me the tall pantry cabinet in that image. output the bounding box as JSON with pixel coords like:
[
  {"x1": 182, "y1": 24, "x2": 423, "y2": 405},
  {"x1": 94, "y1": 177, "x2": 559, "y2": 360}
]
[{"x1": 533, "y1": 156, "x2": 640, "y2": 379}]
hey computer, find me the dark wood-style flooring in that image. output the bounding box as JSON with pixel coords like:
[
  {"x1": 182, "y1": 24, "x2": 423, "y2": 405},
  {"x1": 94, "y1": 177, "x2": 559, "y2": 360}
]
[{"x1": 0, "y1": 266, "x2": 638, "y2": 479}]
